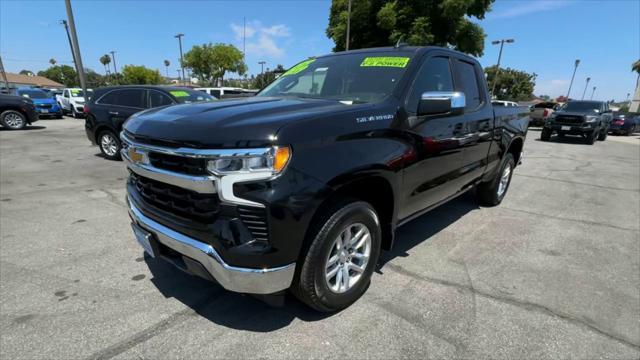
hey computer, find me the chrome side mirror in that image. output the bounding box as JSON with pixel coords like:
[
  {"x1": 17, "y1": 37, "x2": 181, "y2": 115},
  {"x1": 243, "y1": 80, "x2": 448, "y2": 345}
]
[{"x1": 418, "y1": 91, "x2": 465, "y2": 116}]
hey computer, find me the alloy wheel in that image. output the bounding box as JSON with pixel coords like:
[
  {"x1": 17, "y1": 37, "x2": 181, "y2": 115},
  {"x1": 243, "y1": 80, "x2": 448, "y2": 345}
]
[{"x1": 325, "y1": 223, "x2": 372, "y2": 293}]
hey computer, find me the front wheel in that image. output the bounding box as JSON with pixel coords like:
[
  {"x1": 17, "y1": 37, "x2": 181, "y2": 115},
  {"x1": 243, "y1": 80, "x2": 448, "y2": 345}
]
[
  {"x1": 597, "y1": 128, "x2": 607, "y2": 141},
  {"x1": 586, "y1": 131, "x2": 596, "y2": 145},
  {"x1": 1, "y1": 110, "x2": 27, "y2": 130},
  {"x1": 292, "y1": 199, "x2": 381, "y2": 312},
  {"x1": 476, "y1": 153, "x2": 515, "y2": 206},
  {"x1": 98, "y1": 130, "x2": 122, "y2": 160},
  {"x1": 540, "y1": 128, "x2": 552, "y2": 141}
]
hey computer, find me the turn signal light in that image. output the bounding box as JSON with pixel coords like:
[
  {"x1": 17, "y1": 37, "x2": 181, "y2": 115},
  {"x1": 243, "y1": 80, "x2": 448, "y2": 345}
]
[{"x1": 273, "y1": 146, "x2": 291, "y2": 173}]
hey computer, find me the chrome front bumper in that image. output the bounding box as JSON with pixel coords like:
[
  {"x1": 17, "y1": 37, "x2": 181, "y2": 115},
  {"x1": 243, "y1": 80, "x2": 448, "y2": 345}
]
[{"x1": 127, "y1": 197, "x2": 296, "y2": 294}]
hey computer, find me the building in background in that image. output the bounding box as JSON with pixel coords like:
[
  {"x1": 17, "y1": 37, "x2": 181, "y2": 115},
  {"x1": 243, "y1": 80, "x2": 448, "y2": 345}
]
[
  {"x1": 1, "y1": 72, "x2": 64, "y2": 91},
  {"x1": 630, "y1": 80, "x2": 640, "y2": 113}
]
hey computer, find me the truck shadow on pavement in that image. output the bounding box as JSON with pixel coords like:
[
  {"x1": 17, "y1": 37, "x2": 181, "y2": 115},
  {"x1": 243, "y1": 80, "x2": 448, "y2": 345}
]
[
  {"x1": 143, "y1": 191, "x2": 478, "y2": 332},
  {"x1": 0, "y1": 125, "x2": 46, "y2": 131}
]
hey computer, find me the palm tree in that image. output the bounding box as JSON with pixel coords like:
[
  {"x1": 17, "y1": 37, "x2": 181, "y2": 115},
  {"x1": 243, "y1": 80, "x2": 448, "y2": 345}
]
[
  {"x1": 49, "y1": 58, "x2": 56, "y2": 66},
  {"x1": 163, "y1": 59, "x2": 170, "y2": 78},
  {"x1": 100, "y1": 54, "x2": 112, "y2": 75}
]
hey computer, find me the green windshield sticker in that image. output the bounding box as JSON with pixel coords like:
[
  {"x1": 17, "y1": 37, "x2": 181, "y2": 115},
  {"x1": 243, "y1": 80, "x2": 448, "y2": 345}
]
[
  {"x1": 283, "y1": 59, "x2": 315, "y2": 76},
  {"x1": 169, "y1": 90, "x2": 190, "y2": 97},
  {"x1": 360, "y1": 57, "x2": 410, "y2": 68},
  {"x1": 70, "y1": 90, "x2": 80, "y2": 96}
]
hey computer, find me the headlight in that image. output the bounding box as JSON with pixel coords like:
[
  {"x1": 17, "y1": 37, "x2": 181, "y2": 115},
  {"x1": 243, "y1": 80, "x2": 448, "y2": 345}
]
[
  {"x1": 206, "y1": 146, "x2": 291, "y2": 176},
  {"x1": 585, "y1": 116, "x2": 598, "y2": 123}
]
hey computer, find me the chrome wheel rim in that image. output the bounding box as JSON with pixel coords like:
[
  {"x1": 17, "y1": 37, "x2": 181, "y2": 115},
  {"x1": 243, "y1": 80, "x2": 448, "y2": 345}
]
[
  {"x1": 4, "y1": 113, "x2": 24, "y2": 128},
  {"x1": 497, "y1": 164, "x2": 512, "y2": 198},
  {"x1": 325, "y1": 223, "x2": 371, "y2": 293},
  {"x1": 100, "y1": 134, "x2": 118, "y2": 156}
]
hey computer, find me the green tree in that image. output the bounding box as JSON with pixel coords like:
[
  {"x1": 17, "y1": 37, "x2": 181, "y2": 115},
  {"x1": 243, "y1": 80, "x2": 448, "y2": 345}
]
[
  {"x1": 99, "y1": 54, "x2": 111, "y2": 75},
  {"x1": 484, "y1": 65, "x2": 535, "y2": 101},
  {"x1": 163, "y1": 59, "x2": 170, "y2": 78},
  {"x1": 37, "y1": 65, "x2": 78, "y2": 87},
  {"x1": 327, "y1": 0, "x2": 493, "y2": 56},
  {"x1": 120, "y1": 65, "x2": 163, "y2": 85},
  {"x1": 183, "y1": 43, "x2": 247, "y2": 85},
  {"x1": 49, "y1": 58, "x2": 57, "y2": 66},
  {"x1": 85, "y1": 68, "x2": 106, "y2": 87}
]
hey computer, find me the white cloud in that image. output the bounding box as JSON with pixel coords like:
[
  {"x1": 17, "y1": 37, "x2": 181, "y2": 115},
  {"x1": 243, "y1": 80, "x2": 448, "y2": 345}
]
[
  {"x1": 490, "y1": 0, "x2": 573, "y2": 19},
  {"x1": 230, "y1": 20, "x2": 291, "y2": 59},
  {"x1": 535, "y1": 79, "x2": 570, "y2": 97}
]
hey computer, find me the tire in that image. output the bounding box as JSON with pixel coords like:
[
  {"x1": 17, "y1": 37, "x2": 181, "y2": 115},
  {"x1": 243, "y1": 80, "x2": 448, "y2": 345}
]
[
  {"x1": 597, "y1": 128, "x2": 607, "y2": 141},
  {"x1": 540, "y1": 128, "x2": 552, "y2": 141},
  {"x1": 98, "y1": 130, "x2": 122, "y2": 160},
  {"x1": 585, "y1": 131, "x2": 596, "y2": 145},
  {"x1": 292, "y1": 199, "x2": 381, "y2": 312},
  {"x1": 1, "y1": 110, "x2": 27, "y2": 130},
  {"x1": 72, "y1": 108, "x2": 79, "y2": 119},
  {"x1": 475, "y1": 153, "x2": 515, "y2": 207}
]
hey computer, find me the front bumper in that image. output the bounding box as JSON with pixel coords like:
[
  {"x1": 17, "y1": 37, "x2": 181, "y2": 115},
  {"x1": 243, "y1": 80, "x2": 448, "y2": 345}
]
[
  {"x1": 127, "y1": 196, "x2": 296, "y2": 294},
  {"x1": 545, "y1": 123, "x2": 595, "y2": 134}
]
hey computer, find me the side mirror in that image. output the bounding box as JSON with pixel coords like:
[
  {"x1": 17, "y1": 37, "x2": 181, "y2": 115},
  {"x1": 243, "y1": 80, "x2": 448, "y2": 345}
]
[{"x1": 418, "y1": 91, "x2": 465, "y2": 116}]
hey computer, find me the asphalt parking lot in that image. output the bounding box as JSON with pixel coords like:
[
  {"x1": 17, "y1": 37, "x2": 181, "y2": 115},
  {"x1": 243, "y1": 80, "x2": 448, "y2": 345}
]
[{"x1": 1, "y1": 118, "x2": 639, "y2": 359}]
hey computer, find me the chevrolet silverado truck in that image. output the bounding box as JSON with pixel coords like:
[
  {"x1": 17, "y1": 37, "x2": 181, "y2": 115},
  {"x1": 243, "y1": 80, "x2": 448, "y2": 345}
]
[
  {"x1": 122, "y1": 46, "x2": 529, "y2": 311},
  {"x1": 540, "y1": 100, "x2": 612, "y2": 144}
]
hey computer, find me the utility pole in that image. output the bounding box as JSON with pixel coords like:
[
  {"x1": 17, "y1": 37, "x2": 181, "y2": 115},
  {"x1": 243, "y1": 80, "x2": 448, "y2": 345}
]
[
  {"x1": 581, "y1": 77, "x2": 591, "y2": 100},
  {"x1": 258, "y1": 61, "x2": 266, "y2": 88},
  {"x1": 490, "y1": 38, "x2": 515, "y2": 97},
  {"x1": 566, "y1": 59, "x2": 580, "y2": 99},
  {"x1": 590, "y1": 86, "x2": 596, "y2": 100},
  {"x1": 110, "y1": 50, "x2": 118, "y2": 84},
  {"x1": 345, "y1": 0, "x2": 352, "y2": 51},
  {"x1": 0, "y1": 56, "x2": 9, "y2": 93},
  {"x1": 64, "y1": 0, "x2": 88, "y2": 102},
  {"x1": 175, "y1": 33, "x2": 186, "y2": 86},
  {"x1": 60, "y1": 20, "x2": 76, "y2": 84}
]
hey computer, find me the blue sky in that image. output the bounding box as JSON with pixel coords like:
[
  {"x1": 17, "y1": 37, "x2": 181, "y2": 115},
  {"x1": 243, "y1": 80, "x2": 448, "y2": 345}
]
[{"x1": 1, "y1": 0, "x2": 638, "y2": 101}]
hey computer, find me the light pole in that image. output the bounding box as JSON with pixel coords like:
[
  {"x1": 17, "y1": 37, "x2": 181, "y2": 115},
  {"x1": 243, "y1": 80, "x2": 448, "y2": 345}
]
[
  {"x1": 63, "y1": 0, "x2": 88, "y2": 102},
  {"x1": 626, "y1": 93, "x2": 631, "y2": 104},
  {"x1": 581, "y1": 77, "x2": 591, "y2": 100},
  {"x1": 60, "y1": 20, "x2": 78, "y2": 69},
  {"x1": 590, "y1": 86, "x2": 596, "y2": 100},
  {"x1": 258, "y1": 61, "x2": 266, "y2": 88},
  {"x1": 176, "y1": 69, "x2": 181, "y2": 84},
  {"x1": 566, "y1": 59, "x2": 580, "y2": 99},
  {"x1": 345, "y1": 0, "x2": 352, "y2": 51},
  {"x1": 175, "y1": 33, "x2": 186, "y2": 86},
  {"x1": 490, "y1": 38, "x2": 515, "y2": 97},
  {"x1": 110, "y1": 50, "x2": 118, "y2": 84}
]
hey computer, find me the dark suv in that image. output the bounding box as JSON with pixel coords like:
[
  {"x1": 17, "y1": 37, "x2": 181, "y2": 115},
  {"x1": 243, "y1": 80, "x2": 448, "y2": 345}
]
[
  {"x1": 85, "y1": 86, "x2": 215, "y2": 160},
  {"x1": 540, "y1": 100, "x2": 613, "y2": 144}
]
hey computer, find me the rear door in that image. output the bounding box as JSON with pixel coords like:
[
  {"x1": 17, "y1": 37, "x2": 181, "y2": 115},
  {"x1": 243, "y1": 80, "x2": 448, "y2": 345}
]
[
  {"x1": 148, "y1": 89, "x2": 175, "y2": 109},
  {"x1": 399, "y1": 54, "x2": 466, "y2": 219},
  {"x1": 453, "y1": 58, "x2": 495, "y2": 187},
  {"x1": 97, "y1": 88, "x2": 147, "y2": 132}
]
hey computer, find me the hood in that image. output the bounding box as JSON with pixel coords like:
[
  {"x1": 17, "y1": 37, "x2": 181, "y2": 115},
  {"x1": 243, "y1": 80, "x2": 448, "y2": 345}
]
[
  {"x1": 31, "y1": 98, "x2": 56, "y2": 105},
  {"x1": 124, "y1": 96, "x2": 363, "y2": 148}
]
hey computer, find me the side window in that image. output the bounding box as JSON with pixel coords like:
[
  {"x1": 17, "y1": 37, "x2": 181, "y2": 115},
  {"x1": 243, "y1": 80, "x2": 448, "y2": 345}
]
[
  {"x1": 98, "y1": 90, "x2": 119, "y2": 105},
  {"x1": 64, "y1": 90, "x2": 69, "y2": 98},
  {"x1": 211, "y1": 90, "x2": 221, "y2": 98},
  {"x1": 116, "y1": 89, "x2": 146, "y2": 108},
  {"x1": 455, "y1": 60, "x2": 481, "y2": 110},
  {"x1": 407, "y1": 57, "x2": 454, "y2": 113},
  {"x1": 149, "y1": 91, "x2": 174, "y2": 108}
]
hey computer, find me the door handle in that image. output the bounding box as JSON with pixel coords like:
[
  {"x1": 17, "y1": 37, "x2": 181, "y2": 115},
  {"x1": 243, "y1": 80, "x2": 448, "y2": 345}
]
[{"x1": 109, "y1": 111, "x2": 119, "y2": 115}]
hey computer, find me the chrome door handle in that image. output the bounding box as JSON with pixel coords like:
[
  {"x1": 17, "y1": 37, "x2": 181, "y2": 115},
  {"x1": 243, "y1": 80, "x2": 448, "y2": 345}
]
[{"x1": 109, "y1": 111, "x2": 119, "y2": 115}]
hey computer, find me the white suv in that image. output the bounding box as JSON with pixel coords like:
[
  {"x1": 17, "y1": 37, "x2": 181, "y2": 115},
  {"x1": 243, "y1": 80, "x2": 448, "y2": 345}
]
[{"x1": 56, "y1": 88, "x2": 93, "y2": 118}]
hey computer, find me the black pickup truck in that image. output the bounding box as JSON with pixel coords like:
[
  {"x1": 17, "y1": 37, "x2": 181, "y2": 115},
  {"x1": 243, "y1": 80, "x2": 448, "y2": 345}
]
[
  {"x1": 122, "y1": 46, "x2": 529, "y2": 311},
  {"x1": 540, "y1": 100, "x2": 613, "y2": 144}
]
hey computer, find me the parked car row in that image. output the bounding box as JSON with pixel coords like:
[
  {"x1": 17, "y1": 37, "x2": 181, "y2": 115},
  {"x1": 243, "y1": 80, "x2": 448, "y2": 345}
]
[
  {"x1": 56, "y1": 88, "x2": 94, "y2": 118},
  {"x1": 608, "y1": 113, "x2": 640, "y2": 135},
  {"x1": 16, "y1": 88, "x2": 63, "y2": 118},
  {"x1": 0, "y1": 93, "x2": 39, "y2": 129},
  {"x1": 195, "y1": 87, "x2": 258, "y2": 99}
]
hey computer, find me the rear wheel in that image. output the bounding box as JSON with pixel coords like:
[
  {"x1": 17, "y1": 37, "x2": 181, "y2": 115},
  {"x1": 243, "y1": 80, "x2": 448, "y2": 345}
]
[
  {"x1": 292, "y1": 199, "x2": 381, "y2": 312},
  {"x1": 98, "y1": 130, "x2": 122, "y2": 160},
  {"x1": 1, "y1": 110, "x2": 27, "y2": 130},
  {"x1": 540, "y1": 128, "x2": 552, "y2": 141},
  {"x1": 476, "y1": 153, "x2": 515, "y2": 207}
]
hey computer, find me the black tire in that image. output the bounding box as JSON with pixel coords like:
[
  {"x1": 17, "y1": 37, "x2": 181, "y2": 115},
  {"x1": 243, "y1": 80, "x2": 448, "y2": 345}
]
[
  {"x1": 292, "y1": 199, "x2": 381, "y2": 312},
  {"x1": 72, "y1": 108, "x2": 79, "y2": 119},
  {"x1": 540, "y1": 128, "x2": 552, "y2": 141},
  {"x1": 597, "y1": 128, "x2": 607, "y2": 141},
  {"x1": 585, "y1": 131, "x2": 596, "y2": 145},
  {"x1": 1, "y1": 110, "x2": 27, "y2": 130},
  {"x1": 98, "y1": 130, "x2": 122, "y2": 160},
  {"x1": 475, "y1": 153, "x2": 515, "y2": 207}
]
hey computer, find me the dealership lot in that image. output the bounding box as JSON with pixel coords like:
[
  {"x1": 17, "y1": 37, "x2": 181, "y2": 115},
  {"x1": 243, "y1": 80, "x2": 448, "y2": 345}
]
[{"x1": 1, "y1": 118, "x2": 638, "y2": 359}]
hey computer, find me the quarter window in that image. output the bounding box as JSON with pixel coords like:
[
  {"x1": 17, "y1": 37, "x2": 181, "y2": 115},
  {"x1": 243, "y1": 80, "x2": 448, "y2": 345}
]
[{"x1": 407, "y1": 57, "x2": 454, "y2": 113}]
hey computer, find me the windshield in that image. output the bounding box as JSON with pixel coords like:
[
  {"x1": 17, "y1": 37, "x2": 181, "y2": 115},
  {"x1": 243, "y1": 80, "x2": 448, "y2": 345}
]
[
  {"x1": 18, "y1": 89, "x2": 48, "y2": 99},
  {"x1": 562, "y1": 101, "x2": 601, "y2": 112},
  {"x1": 70, "y1": 89, "x2": 94, "y2": 98},
  {"x1": 258, "y1": 52, "x2": 413, "y2": 103},
  {"x1": 168, "y1": 89, "x2": 215, "y2": 104}
]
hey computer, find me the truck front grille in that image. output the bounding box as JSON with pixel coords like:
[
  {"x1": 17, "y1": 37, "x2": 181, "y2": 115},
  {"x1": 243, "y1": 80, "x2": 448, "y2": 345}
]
[
  {"x1": 37, "y1": 104, "x2": 53, "y2": 109},
  {"x1": 237, "y1": 206, "x2": 269, "y2": 242},
  {"x1": 131, "y1": 172, "x2": 219, "y2": 223},
  {"x1": 148, "y1": 152, "x2": 208, "y2": 176},
  {"x1": 555, "y1": 115, "x2": 584, "y2": 125}
]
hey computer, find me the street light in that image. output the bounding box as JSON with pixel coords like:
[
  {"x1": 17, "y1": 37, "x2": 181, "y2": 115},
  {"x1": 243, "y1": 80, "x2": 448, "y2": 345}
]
[
  {"x1": 590, "y1": 86, "x2": 596, "y2": 100},
  {"x1": 174, "y1": 33, "x2": 186, "y2": 86},
  {"x1": 345, "y1": 0, "x2": 352, "y2": 51},
  {"x1": 581, "y1": 77, "x2": 591, "y2": 100},
  {"x1": 566, "y1": 59, "x2": 580, "y2": 99},
  {"x1": 490, "y1": 38, "x2": 515, "y2": 97},
  {"x1": 258, "y1": 60, "x2": 266, "y2": 88},
  {"x1": 110, "y1": 50, "x2": 118, "y2": 84}
]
